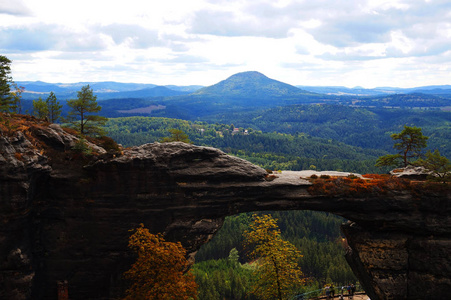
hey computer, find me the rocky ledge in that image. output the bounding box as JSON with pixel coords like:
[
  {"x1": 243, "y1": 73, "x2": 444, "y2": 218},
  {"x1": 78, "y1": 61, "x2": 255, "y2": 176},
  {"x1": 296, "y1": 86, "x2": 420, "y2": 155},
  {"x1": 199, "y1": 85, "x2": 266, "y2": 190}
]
[{"x1": 1, "y1": 115, "x2": 450, "y2": 299}]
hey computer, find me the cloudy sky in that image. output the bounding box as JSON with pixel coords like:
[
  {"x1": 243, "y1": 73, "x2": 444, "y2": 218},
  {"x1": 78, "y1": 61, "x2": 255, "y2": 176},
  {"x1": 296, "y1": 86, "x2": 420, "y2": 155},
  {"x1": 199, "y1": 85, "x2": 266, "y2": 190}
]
[{"x1": 1, "y1": 0, "x2": 450, "y2": 88}]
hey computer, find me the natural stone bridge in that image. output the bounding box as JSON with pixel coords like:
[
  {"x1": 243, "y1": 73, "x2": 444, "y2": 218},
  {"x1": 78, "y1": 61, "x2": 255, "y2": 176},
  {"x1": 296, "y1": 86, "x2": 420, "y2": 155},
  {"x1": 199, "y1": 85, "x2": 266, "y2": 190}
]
[{"x1": 1, "y1": 123, "x2": 450, "y2": 299}]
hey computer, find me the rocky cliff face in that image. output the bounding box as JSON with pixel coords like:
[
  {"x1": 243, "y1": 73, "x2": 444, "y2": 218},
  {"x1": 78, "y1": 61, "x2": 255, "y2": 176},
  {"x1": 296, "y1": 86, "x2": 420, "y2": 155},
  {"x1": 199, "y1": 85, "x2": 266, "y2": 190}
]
[{"x1": 1, "y1": 114, "x2": 450, "y2": 300}]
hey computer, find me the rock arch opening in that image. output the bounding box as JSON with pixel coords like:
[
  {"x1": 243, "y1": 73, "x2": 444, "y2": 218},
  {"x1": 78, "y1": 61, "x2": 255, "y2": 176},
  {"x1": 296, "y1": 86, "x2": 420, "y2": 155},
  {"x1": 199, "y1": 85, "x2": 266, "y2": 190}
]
[{"x1": 193, "y1": 210, "x2": 357, "y2": 283}]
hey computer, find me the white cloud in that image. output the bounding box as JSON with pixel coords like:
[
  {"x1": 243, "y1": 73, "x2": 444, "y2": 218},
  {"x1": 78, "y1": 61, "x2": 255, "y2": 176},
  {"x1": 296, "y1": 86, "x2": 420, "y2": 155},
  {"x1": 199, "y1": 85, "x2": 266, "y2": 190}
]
[
  {"x1": 0, "y1": 24, "x2": 110, "y2": 52},
  {"x1": 1, "y1": 0, "x2": 450, "y2": 87},
  {"x1": 97, "y1": 24, "x2": 164, "y2": 49},
  {"x1": 0, "y1": 0, "x2": 32, "y2": 16}
]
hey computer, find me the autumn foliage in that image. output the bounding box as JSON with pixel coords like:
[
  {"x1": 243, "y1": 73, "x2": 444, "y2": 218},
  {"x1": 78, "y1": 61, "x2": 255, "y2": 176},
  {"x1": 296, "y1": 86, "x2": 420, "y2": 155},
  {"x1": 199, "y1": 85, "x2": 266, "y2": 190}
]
[
  {"x1": 244, "y1": 214, "x2": 305, "y2": 300},
  {"x1": 123, "y1": 224, "x2": 197, "y2": 300},
  {"x1": 0, "y1": 113, "x2": 53, "y2": 153},
  {"x1": 308, "y1": 174, "x2": 410, "y2": 196},
  {"x1": 0, "y1": 113, "x2": 121, "y2": 163}
]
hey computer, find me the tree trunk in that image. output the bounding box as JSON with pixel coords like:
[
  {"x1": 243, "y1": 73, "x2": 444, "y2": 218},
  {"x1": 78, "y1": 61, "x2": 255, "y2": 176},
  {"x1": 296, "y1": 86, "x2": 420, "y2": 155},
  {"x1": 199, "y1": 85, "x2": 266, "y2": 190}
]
[{"x1": 272, "y1": 257, "x2": 283, "y2": 300}]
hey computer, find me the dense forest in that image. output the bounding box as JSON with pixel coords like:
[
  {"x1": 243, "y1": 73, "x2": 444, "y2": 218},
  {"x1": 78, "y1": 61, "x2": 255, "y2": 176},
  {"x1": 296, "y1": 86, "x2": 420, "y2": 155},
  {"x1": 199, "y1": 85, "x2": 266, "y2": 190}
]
[
  {"x1": 104, "y1": 115, "x2": 387, "y2": 173},
  {"x1": 104, "y1": 104, "x2": 451, "y2": 174},
  {"x1": 203, "y1": 104, "x2": 451, "y2": 156}
]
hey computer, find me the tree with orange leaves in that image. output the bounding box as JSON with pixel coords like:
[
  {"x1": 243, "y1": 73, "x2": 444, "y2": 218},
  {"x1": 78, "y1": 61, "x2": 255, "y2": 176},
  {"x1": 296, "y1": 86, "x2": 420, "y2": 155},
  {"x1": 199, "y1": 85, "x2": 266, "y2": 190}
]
[
  {"x1": 123, "y1": 224, "x2": 198, "y2": 300},
  {"x1": 244, "y1": 214, "x2": 305, "y2": 300}
]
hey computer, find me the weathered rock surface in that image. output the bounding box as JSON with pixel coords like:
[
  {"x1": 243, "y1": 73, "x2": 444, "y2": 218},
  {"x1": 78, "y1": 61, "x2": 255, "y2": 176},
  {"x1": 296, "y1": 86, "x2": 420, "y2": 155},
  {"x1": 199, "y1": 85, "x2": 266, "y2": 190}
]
[
  {"x1": 390, "y1": 165, "x2": 432, "y2": 180},
  {"x1": 1, "y1": 117, "x2": 450, "y2": 299}
]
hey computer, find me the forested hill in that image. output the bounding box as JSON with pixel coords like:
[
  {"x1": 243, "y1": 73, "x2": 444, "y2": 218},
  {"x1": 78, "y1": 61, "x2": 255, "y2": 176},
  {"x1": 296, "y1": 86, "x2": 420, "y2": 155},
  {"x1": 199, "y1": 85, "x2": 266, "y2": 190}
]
[
  {"x1": 104, "y1": 116, "x2": 386, "y2": 174},
  {"x1": 202, "y1": 104, "x2": 451, "y2": 157},
  {"x1": 104, "y1": 102, "x2": 451, "y2": 173},
  {"x1": 192, "y1": 71, "x2": 316, "y2": 98},
  {"x1": 112, "y1": 71, "x2": 326, "y2": 119}
]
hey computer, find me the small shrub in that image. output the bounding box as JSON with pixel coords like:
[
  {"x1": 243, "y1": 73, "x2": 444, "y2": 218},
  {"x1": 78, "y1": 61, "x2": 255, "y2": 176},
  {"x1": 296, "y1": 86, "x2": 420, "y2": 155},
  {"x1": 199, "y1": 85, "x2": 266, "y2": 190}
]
[
  {"x1": 310, "y1": 174, "x2": 318, "y2": 179},
  {"x1": 98, "y1": 136, "x2": 121, "y2": 152},
  {"x1": 72, "y1": 138, "x2": 92, "y2": 156},
  {"x1": 265, "y1": 174, "x2": 278, "y2": 181},
  {"x1": 320, "y1": 174, "x2": 331, "y2": 179},
  {"x1": 362, "y1": 174, "x2": 390, "y2": 179},
  {"x1": 62, "y1": 127, "x2": 79, "y2": 136}
]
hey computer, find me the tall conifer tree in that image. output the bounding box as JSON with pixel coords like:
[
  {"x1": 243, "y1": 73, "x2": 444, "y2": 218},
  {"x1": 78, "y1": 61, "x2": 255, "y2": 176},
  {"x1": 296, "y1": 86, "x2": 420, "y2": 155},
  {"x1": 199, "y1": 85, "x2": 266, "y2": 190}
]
[
  {"x1": 46, "y1": 91, "x2": 62, "y2": 123},
  {"x1": 32, "y1": 97, "x2": 49, "y2": 119},
  {"x1": 0, "y1": 55, "x2": 14, "y2": 112},
  {"x1": 67, "y1": 85, "x2": 107, "y2": 135}
]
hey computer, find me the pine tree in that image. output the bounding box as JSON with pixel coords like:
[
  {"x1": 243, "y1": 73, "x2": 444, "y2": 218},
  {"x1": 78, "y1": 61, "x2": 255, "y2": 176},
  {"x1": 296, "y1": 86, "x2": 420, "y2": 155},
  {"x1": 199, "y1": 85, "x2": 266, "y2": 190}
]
[
  {"x1": 67, "y1": 85, "x2": 107, "y2": 135},
  {"x1": 0, "y1": 55, "x2": 14, "y2": 112},
  {"x1": 32, "y1": 97, "x2": 49, "y2": 119},
  {"x1": 415, "y1": 150, "x2": 451, "y2": 183},
  {"x1": 161, "y1": 128, "x2": 191, "y2": 143},
  {"x1": 376, "y1": 125, "x2": 428, "y2": 167},
  {"x1": 10, "y1": 83, "x2": 25, "y2": 114},
  {"x1": 46, "y1": 91, "x2": 62, "y2": 123}
]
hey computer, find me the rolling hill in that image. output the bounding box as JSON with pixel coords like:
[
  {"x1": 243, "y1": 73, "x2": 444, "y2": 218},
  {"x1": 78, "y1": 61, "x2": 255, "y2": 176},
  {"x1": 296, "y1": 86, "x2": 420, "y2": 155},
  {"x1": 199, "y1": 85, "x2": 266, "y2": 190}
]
[
  {"x1": 193, "y1": 71, "x2": 316, "y2": 98},
  {"x1": 133, "y1": 71, "x2": 325, "y2": 119},
  {"x1": 17, "y1": 81, "x2": 198, "y2": 100}
]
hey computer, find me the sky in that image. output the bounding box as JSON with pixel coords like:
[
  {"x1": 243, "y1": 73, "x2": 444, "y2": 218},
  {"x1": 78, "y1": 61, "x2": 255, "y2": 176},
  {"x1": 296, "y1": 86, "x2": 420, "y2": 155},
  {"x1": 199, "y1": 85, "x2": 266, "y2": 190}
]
[{"x1": 0, "y1": 0, "x2": 450, "y2": 88}]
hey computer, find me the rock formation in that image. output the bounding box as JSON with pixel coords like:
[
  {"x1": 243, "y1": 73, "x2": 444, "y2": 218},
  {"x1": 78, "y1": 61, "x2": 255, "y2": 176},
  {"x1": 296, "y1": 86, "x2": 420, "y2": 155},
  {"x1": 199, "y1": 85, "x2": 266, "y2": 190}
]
[{"x1": 1, "y1": 115, "x2": 450, "y2": 299}]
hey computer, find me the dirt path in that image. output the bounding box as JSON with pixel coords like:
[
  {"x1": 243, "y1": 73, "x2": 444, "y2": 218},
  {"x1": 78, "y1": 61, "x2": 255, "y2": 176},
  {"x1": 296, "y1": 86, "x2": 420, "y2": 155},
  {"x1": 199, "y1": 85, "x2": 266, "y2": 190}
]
[
  {"x1": 330, "y1": 295, "x2": 369, "y2": 300},
  {"x1": 318, "y1": 294, "x2": 369, "y2": 300},
  {"x1": 348, "y1": 295, "x2": 369, "y2": 300}
]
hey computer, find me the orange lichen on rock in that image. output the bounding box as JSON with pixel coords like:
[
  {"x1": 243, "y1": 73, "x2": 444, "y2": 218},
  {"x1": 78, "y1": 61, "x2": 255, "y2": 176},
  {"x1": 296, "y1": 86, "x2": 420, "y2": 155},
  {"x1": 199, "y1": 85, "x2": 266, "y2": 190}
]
[
  {"x1": 14, "y1": 152, "x2": 23, "y2": 161},
  {"x1": 2, "y1": 113, "x2": 56, "y2": 139},
  {"x1": 1, "y1": 113, "x2": 125, "y2": 170},
  {"x1": 1, "y1": 113, "x2": 50, "y2": 146},
  {"x1": 308, "y1": 175, "x2": 410, "y2": 196}
]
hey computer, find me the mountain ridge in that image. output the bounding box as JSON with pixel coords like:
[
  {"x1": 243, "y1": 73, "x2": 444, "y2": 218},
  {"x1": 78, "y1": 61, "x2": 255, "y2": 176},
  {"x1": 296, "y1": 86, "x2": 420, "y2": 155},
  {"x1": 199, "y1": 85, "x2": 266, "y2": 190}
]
[
  {"x1": 298, "y1": 84, "x2": 451, "y2": 96},
  {"x1": 18, "y1": 82, "x2": 196, "y2": 100},
  {"x1": 17, "y1": 72, "x2": 451, "y2": 99}
]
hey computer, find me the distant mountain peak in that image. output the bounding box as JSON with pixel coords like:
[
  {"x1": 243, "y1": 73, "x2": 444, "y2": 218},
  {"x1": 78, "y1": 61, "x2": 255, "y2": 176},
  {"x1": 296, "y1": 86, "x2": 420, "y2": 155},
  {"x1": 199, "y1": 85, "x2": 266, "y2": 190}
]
[
  {"x1": 194, "y1": 71, "x2": 313, "y2": 98},
  {"x1": 227, "y1": 71, "x2": 268, "y2": 79}
]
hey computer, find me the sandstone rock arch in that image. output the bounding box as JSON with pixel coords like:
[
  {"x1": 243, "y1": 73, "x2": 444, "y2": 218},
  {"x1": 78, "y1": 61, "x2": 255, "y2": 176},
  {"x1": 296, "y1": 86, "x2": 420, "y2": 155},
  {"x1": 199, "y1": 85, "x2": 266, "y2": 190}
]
[{"x1": 1, "y1": 135, "x2": 450, "y2": 299}]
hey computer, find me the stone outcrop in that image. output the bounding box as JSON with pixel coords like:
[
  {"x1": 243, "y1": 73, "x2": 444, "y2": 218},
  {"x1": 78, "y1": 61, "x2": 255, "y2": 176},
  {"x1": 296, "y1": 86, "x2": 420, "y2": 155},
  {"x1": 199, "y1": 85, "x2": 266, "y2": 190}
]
[
  {"x1": 1, "y1": 115, "x2": 450, "y2": 299},
  {"x1": 390, "y1": 165, "x2": 432, "y2": 180}
]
